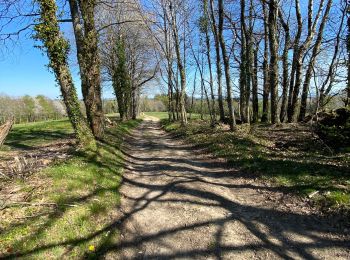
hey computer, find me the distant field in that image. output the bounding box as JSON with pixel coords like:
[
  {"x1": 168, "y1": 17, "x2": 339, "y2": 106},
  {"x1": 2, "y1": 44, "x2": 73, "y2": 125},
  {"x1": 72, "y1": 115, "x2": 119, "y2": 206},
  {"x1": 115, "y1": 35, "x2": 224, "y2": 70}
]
[
  {"x1": 3, "y1": 119, "x2": 74, "y2": 149},
  {"x1": 144, "y1": 112, "x2": 169, "y2": 119},
  {"x1": 144, "y1": 112, "x2": 210, "y2": 120}
]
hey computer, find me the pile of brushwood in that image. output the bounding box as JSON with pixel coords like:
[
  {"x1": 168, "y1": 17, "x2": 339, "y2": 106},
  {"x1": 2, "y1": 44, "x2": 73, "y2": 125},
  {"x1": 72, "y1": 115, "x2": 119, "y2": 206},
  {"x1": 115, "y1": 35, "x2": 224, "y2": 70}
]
[{"x1": 315, "y1": 107, "x2": 350, "y2": 150}]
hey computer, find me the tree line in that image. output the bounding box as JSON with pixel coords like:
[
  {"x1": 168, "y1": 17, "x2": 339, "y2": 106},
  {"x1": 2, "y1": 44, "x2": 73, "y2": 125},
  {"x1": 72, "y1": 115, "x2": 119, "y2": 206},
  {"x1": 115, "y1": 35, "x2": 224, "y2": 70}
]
[
  {"x1": 0, "y1": 95, "x2": 66, "y2": 124},
  {"x1": 0, "y1": 0, "x2": 349, "y2": 146},
  {"x1": 0, "y1": 95, "x2": 119, "y2": 124}
]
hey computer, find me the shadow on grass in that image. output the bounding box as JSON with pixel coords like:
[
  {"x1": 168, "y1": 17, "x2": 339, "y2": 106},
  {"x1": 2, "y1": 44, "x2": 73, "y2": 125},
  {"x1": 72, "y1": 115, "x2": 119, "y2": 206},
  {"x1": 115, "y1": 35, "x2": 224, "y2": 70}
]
[
  {"x1": 2, "y1": 119, "x2": 349, "y2": 259},
  {"x1": 4, "y1": 120, "x2": 74, "y2": 150},
  {"x1": 162, "y1": 119, "x2": 350, "y2": 205},
  {"x1": 0, "y1": 120, "x2": 140, "y2": 258}
]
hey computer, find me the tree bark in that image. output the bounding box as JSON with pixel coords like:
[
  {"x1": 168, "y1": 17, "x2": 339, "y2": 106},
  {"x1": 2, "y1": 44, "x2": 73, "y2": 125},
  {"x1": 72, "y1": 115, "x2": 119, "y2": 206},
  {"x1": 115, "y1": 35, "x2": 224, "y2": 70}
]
[
  {"x1": 69, "y1": 0, "x2": 104, "y2": 139},
  {"x1": 209, "y1": 0, "x2": 225, "y2": 122},
  {"x1": 203, "y1": 0, "x2": 216, "y2": 123},
  {"x1": 35, "y1": 0, "x2": 95, "y2": 147},
  {"x1": 218, "y1": 0, "x2": 236, "y2": 130},
  {"x1": 169, "y1": 2, "x2": 187, "y2": 125},
  {"x1": 240, "y1": 0, "x2": 248, "y2": 123},
  {"x1": 252, "y1": 47, "x2": 259, "y2": 123},
  {"x1": 287, "y1": 0, "x2": 303, "y2": 122},
  {"x1": 279, "y1": 8, "x2": 290, "y2": 122},
  {"x1": 299, "y1": 0, "x2": 332, "y2": 121},
  {"x1": 261, "y1": 0, "x2": 269, "y2": 122},
  {"x1": 268, "y1": 0, "x2": 280, "y2": 124},
  {"x1": 288, "y1": 0, "x2": 325, "y2": 122}
]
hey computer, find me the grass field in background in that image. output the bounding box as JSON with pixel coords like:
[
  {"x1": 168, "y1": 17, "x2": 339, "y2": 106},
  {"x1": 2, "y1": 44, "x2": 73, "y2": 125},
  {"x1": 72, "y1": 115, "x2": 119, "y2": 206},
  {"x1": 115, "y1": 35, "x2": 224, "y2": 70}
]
[
  {"x1": 145, "y1": 112, "x2": 211, "y2": 120},
  {"x1": 3, "y1": 119, "x2": 74, "y2": 149},
  {"x1": 0, "y1": 118, "x2": 141, "y2": 258}
]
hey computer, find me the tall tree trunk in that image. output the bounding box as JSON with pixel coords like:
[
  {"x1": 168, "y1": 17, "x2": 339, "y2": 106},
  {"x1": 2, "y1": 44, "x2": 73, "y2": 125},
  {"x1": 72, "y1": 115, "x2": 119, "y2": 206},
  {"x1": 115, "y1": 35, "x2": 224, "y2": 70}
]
[
  {"x1": 163, "y1": 10, "x2": 175, "y2": 121},
  {"x1": 169, "y1": 2, "x2": 187, "y2": 125},
  {"x1": 245, "y1": 0, "x2": 254, "y2": 124},
  {"x1": 69, "y1": 0, "x2": 104, "y2": 139},
  {"x1": 131, "y1": 85, "x2": 137, "y2": 120},
  {"x1": 299, "y1": 0, "x2": 332, "y2": 121},
  {"x1": 240, "y1": 0, "x2": 248, "y2": 123},
  {"x1": 209, "y1": 0, "x2": 225, "y2": 122},
  {"x1": 288, "y1": 0, "x2": 325, "y2": 122},
  {"x1": 287, "y1": 0, "x2": 303, "y2": 122},
  {"x1": 261, "y1": 0, "x2": 269, "y2": 122},
  {"x1": 279, "y1": 8, "x2": 290, "y2": 122},
  {"x1": 268, "y1": 0, "x2": 280, "y2": 124},
  {"x1": 218, "y1": 0, "x2": 236, "y2": 130},
  {"x1": 35, "y1": 0, "x2": 95, "y2": 147},
  {"x1": 252, "y1": 47, "x2": 259, "y2": 123},
  {"x1": 203, "y1": 0, "x2": 216, "y2": 123},
  {"x1": 319, "y1": 2, "x2": 346, "y2": 109}
]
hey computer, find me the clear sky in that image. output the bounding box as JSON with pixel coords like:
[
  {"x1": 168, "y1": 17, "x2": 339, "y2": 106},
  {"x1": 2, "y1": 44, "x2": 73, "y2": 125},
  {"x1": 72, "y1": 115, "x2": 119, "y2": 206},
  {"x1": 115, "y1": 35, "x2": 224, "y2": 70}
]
[
  {"x1": 0, "y1": 20, "x2": 119, "y2": 99},
  {"x1": 0, "y1": 30, "x2": 158, "y2": 99},
  {"x1": 0, "y1": 32, "x2": 62, "y2": 98}
]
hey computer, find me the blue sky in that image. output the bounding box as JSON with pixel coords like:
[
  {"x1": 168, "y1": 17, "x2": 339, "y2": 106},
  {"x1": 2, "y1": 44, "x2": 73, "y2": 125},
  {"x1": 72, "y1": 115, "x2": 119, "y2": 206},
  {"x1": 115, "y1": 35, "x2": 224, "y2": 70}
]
[
  {"x1": 0, "y1": 1, "x2": 77, "y2": 99},
  {"x1": 0, "y1": 37, "x2": 62, "y2": 98},
  {"x1": 0, "y1": 18, "x2": 119, "y2": 99},
  {"x1": 0, "y1": 31, "x2": 156, "y2": 99}
]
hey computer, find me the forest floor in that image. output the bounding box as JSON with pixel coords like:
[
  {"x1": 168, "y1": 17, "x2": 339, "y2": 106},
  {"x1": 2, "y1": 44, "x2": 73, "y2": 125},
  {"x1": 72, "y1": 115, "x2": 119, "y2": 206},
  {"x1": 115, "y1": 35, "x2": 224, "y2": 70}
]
[{"x1": 112, "y1": 115, "x2": 350, "y2": 259}]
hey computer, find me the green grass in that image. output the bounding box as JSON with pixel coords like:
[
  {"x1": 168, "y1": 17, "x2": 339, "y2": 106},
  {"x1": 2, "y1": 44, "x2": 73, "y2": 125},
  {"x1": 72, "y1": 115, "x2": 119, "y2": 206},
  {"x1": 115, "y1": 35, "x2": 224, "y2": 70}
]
[
  {"x1": 145, "y1": 112, "x2": 171, "y2": 119},
  {"x1": 145, "y1": 111, "x2": 210, "y2": 120},
  {"x1": 3, "y1": 119, "x2": 74, "y2": 149},
  {"x1": 0, "y1": 118, "x2": 142, "y2": 258},
  {"x1": 158, "y1": 116, "x2": 350, "y2": 210}
]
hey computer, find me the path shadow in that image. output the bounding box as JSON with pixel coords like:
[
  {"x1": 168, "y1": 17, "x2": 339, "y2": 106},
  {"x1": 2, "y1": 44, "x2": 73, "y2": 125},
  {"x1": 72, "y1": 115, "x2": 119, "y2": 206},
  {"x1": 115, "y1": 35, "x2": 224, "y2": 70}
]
[{"x1": 3, "y1": 119, "x2": 349, "y2": 259}]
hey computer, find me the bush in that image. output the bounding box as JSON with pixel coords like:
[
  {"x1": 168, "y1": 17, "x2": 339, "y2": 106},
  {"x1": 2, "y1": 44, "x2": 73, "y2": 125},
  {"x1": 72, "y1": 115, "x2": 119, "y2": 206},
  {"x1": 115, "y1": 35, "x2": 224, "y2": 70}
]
[{"x1": 315, "y1": 107, "x2": 350, "y2": 149}]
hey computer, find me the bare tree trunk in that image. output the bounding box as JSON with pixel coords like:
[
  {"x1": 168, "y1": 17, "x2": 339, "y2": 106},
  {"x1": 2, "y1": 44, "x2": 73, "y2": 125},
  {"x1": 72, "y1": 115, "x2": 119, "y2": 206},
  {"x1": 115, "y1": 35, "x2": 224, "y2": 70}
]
[
  {"x1": 162, "y1": 9, "x2": 176, "y2": 121},
  {"x1": 169, "y1": 2, "x2": 187, "y2": 125},
  {"x1": 268, "y1": 0, "x2": 279, "y2": 124},
  {"x1": 35, "y1": 0, "x2": 95, "y2": 147},
  {"x1": 287, "y1": 0, "x2": 303, "y2": 122},
  {"x1": 203, "y1": 0, "x2": 216, "y2": 122},
  {"x1": 318, "y1": 7, "x2": 344, "y2": 109},
  {"x1": 218, "y1": 0, "x2": 236, "y2": 130},
  {"x1": 299, "y1": 0, "x2": 332, "y2": 121},
  {"x1": 288, "y1": 0, "x2": 325, "y2": 122},
  {"x1": 69, "y1": 0, "x2": 104, "y2": 139},
  {"x1": 261, "y1": 0, "x2": 269, "y2": 122},
  {"x1": 240, "y1": 0, "x2": 248, "y2": 123},
  {"x1": 279, "y1": 8, "x2": 290, "y2": 122},
  {"x1": 209, "y1": 0, "x2": 225, "y2": 122},
  {"x1": 131, "y1": 85, "x2": 138, "y2": 120},
  {"x1": 252, "y1": 47, "x2": 259, "y2": 123}
]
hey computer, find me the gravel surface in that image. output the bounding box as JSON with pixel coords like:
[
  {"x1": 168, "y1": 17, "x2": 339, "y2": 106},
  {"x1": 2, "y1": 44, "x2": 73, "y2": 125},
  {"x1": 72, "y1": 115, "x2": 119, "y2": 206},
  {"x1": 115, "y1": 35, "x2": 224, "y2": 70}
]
[{"x1": 112, "y1": 116, "x2": 350, "y2": 260}]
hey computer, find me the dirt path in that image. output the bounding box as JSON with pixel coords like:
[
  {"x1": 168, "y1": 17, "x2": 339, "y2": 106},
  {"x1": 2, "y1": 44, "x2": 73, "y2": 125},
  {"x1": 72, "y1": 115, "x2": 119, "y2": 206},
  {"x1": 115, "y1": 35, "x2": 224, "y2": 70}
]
[{"x1": 114, "y1": 116, "x2": 349, "y2": 259}]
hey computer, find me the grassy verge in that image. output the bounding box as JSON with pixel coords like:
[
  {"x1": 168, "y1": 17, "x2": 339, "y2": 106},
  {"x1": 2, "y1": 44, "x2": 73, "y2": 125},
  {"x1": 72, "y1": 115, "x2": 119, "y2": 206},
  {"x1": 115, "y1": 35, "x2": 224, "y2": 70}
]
[
  {"x1": 0, "y1": 118, "x2": 141, "y2": 258},
  {"x1": 158, "y1": 114, "x2": 350, "y2": 210}
]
